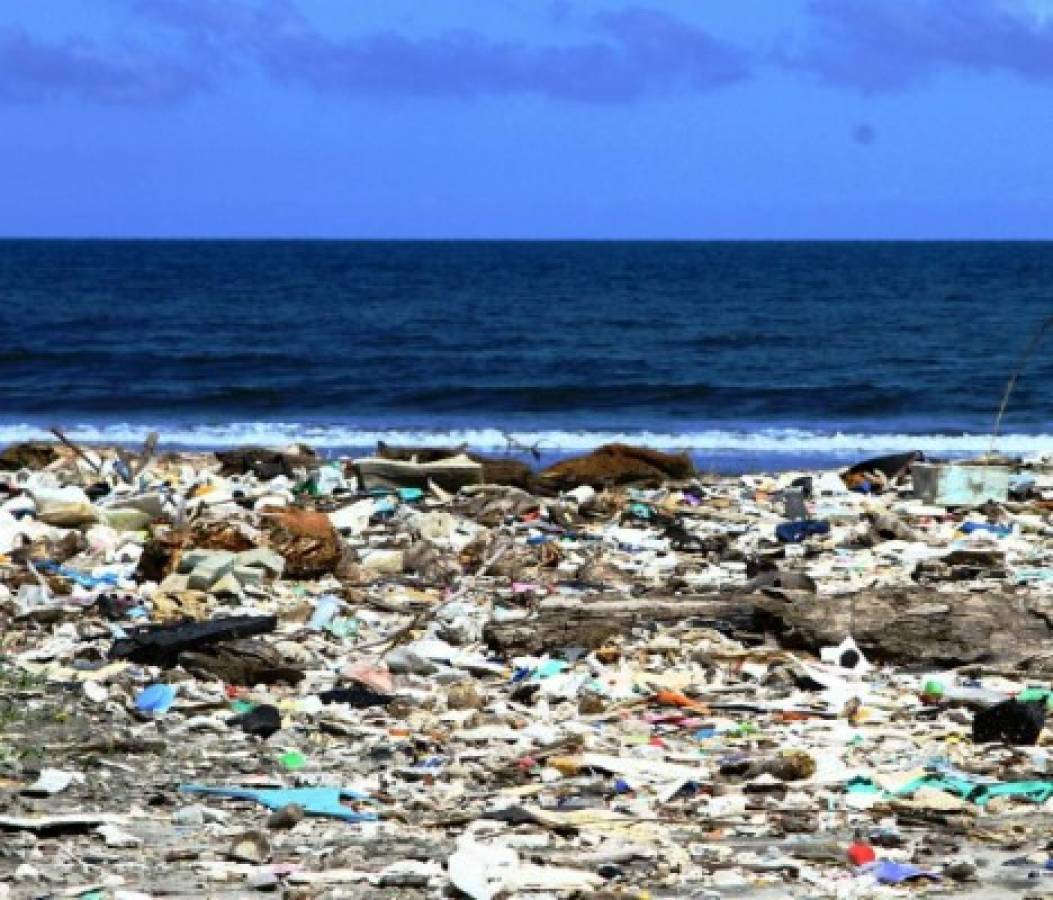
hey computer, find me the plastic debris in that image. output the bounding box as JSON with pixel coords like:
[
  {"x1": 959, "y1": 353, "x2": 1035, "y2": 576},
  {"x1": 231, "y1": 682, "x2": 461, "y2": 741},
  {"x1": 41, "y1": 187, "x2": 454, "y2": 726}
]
[
  {"x1": 972, "y1": 698, "x2": 1047, "y2": 746},
  {"x1": 135, "y1": 683, "x2": 177, "y2": 715},
  {"x1": 228, "y1": 703, "x2": 282, "y2": 739},
  {"x1": 1, "y1": 437, "x2": 1053, "y2": 894},
  {"x1": 180, "y1": 785, "x2": 377, "y2": 822}
]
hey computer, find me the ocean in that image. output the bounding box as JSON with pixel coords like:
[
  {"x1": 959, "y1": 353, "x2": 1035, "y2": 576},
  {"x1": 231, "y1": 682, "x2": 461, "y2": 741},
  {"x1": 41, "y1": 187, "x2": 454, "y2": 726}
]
[{"x1": 1, "y1": 240, "x2": 1051, "y2": 472}]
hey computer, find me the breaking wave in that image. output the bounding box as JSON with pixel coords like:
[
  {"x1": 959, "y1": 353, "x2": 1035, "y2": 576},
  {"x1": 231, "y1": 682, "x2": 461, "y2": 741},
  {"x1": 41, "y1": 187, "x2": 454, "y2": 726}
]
[{"x1": 0, "y1": 422, "x2": 1050, "y2": 460}]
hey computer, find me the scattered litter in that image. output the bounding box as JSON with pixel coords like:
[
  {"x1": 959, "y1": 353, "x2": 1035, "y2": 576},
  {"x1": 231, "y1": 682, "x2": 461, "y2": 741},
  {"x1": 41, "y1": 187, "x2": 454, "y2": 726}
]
[{"x1": 0, "y1": 437, "x2": 1051, "y2": 893}]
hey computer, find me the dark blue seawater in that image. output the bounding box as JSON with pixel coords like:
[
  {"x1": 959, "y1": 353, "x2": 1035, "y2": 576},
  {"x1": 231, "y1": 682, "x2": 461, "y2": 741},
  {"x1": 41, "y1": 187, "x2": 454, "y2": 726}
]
[{"x1": 2, "y1": 240, "x2": 1052, "y2": 471}]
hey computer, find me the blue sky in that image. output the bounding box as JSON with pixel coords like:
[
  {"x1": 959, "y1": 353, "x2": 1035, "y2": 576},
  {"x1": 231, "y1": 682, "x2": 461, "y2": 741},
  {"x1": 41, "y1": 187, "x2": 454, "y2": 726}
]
[{"x1": 3, "y1": 0, "x2": 1053, "y2": 238}]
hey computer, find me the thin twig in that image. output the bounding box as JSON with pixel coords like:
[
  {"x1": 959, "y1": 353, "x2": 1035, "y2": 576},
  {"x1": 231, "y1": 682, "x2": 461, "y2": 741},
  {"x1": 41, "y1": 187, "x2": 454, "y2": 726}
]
[
  {"x1": 132, "y1": 431, "x2": 160, "y2": 478},
  {"x1": 362, "y1": 531, "x2": 512, "y2": 657},
  {"x1": 989, "y1": 315, "x2": 1053, "y2": 458},
  {"x1": 48, "y1": 427, "x2": 102, "y2": 475}
]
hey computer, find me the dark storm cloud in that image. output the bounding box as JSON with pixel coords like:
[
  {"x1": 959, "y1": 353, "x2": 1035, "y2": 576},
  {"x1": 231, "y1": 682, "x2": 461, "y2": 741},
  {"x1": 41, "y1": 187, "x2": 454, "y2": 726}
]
[
  {"x1": 7, "y1": 0, "x2": 1053, "y2": 107},
  {"x1": 791, "y1": 0, "x2": 1053, "y2": 92},
  {"x1": 132, "y1": 0, "x2": 752, "y2": 103},
  {"x1": 0, "y1": 26, "x2": 211, "y2": 105}
]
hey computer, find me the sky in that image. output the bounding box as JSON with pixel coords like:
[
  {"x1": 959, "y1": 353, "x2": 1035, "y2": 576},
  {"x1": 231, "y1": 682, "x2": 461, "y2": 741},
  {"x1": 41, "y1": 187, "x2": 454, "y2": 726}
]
[{"x1": 3, "y1": 0, "x2": 1053, "y2": 238}]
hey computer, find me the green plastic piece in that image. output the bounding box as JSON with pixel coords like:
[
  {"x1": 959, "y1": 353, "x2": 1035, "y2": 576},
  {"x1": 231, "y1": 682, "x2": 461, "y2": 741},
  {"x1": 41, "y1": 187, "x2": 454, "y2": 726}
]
[
  {"x1": 1016, "y1": 687, "x2": 1052, "y2": 706},
  {"x1": 730, "y1": 721, "x2": 758, "y2": 736},
  {"x1": 278, "y1": 750, "x2": 307, "y2": 770},
  {"x1": 922, "y1": 679, "x2": 944, "y2": 697},
  {"x1": 327, "y1": 616, "x2": 359, "y2": 639}
]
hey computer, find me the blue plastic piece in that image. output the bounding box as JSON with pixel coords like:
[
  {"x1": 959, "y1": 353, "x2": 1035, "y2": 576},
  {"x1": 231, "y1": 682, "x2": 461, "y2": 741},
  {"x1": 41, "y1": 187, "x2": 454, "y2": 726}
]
[
  {"x1": 960, "y1": 522, "x2": 1012, "y2": 537},
  {"x1": 775, "y1": 520, "x2": 830, "y2": 543},
  {"x1": 397, "y1": 487, "x2": 424, "y2": 502},
  {"x1": 179, "y1": 784, "x2": 377, "y2": 822},
  {"x1": 865, "y1": 861, "x2": 940, "y2": 884},
  {"x1": 136, "y1": 683, "x2": 176, "y2": 714},
  {"x1": 37, "y1": 561, "x2": 121, "y2": 588}
]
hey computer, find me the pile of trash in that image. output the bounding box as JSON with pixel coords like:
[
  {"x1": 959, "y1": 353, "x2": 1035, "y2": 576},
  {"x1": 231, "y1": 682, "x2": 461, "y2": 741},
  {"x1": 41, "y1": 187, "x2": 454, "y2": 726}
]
[{"x1": 1, "y1": 437, "x2": 1053, "y2": 898}]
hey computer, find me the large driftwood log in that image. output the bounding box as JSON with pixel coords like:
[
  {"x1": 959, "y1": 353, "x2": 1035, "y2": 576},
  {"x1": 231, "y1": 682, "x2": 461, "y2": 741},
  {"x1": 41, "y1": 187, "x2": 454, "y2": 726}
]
[
  {"x1": 483, "y1": 594, "x2": 756, "y2": 656},
  {"x1": 485, "y1": 588, "x2": 1053, "y2": 675},
  {"x1": 753, "y1": 588, "x2": 1053, "y2": 675}
]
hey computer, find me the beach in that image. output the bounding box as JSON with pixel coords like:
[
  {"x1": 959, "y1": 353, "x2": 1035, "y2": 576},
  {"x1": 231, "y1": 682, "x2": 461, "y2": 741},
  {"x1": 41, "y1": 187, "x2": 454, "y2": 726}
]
[{"x1": 0, "y1": 437, "x2": 1051, "y2": 895}]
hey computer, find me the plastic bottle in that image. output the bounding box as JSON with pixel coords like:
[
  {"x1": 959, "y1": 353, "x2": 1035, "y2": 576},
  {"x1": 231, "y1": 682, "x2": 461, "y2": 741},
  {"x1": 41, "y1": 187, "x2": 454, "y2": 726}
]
[
  {"x1": 307, "y1": 594, "x2": 341, "y2": 631},
  {"x1": 313, "y1": 464, "x2": 345, "y2": 496},
  {"x1": 920, "y1": 675, "x2": 1006, "y2": 707}
]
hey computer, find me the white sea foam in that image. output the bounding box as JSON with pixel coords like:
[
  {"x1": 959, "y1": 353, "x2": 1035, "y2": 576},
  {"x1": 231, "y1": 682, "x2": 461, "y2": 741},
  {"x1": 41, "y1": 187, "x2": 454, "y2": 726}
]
[{"x1": 1, "y1": 422, "x2": 1051, "y2": 459}]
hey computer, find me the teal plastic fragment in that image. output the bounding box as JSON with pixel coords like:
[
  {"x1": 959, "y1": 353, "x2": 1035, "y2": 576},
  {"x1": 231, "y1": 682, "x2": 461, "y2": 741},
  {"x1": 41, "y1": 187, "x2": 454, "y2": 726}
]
[
  {"x1": 844, "y1": 776, "x2": 882, "y2": 795},
  {"x1": 845, "y1": 773, "x2": 1053, "y2": 806},
  {"x1": 180, "y1": 784, "x2": 377, "y2": 821},
  {"x1": 532, "y1": 659, "x2": 568, "y2": 680}
]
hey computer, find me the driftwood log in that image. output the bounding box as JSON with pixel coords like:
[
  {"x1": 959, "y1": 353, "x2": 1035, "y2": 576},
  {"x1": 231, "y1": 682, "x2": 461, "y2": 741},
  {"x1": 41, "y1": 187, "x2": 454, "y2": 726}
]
[
  {"x1": 483, "y1": 594, "x2": 757, "y2": 656},
  {"x1": 485, "y1": 588, "x2": 1053, "y2": 675},
  {"x1": 753, "y1": 587, "x2": 1053, "y2": 675}
]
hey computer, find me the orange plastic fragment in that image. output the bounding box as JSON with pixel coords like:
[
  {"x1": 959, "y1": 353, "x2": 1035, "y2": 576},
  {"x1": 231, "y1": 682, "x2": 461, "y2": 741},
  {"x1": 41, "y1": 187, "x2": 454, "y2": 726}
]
[{"x1": 651, "y1": 690, "x2": 710, "y2": 714}]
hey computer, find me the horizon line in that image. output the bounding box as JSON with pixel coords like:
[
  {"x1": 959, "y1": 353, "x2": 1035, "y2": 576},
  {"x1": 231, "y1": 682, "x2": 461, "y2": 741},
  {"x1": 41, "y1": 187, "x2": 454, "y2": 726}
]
[{"x1": 3, "y1": 235, "x2": 1053, "y2": 243}]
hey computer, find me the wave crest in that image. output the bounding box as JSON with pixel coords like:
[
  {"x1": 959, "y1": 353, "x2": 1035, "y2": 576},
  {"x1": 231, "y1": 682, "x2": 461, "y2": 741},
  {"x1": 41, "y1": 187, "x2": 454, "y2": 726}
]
[{"x1": 0, "y1": 422, "x2": 1049, "y2": 459}]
